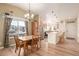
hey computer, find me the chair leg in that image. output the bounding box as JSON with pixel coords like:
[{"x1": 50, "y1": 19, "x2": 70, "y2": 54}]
[
  {"x1": 23, "y1": 46, "x2": 29, "y2": 56},
  {"x1": 23, "y1": 47, "x2": 26, "y2": 56},
  {"x1": 37, "y1": 44, "x2": 39, "y2": 50},
  {"x1": 35, "y1": 44, "x2": 37, "y2": 51},
  {"x1": 39, "y1": 40, "x2": 41, "y2": 48},
  {"x1": 18, "y1": 48, "x2": 21, "y2": 56},
  {"x1": 26, "y1": 46, "x2": 28, "y2": 56},
  {"x1": 31, "y1": 46, "x2": 32, "y2": 53},
  {"x1": 15, "y1": 47, "x2": 18, "y2": 53},
  {"x1": 31, "y1": 45, "x2": 34, "y2": 52},
  {"x1": 34, "y1": 45, "x2": 36, "y2": 51},
  {"x1": 15, "y1": 48, "x2": 16, "y2": 53}
]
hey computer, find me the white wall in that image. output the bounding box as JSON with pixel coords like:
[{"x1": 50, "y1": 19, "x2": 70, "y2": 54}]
[
  {"x1": 0, "y1": 15, "x2": 5, "y2": 47},
  {"x1": 77, "y1": 16, "x2": 79, "y2": 42}
]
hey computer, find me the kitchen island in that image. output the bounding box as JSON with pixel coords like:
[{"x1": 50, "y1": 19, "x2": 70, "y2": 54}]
[{"x1": 47, "y1": 31, "x2": 59, "y2": 44}]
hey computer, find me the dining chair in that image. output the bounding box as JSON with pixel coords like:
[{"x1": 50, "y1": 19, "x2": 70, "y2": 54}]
[
  {"x1": 38, "y1": 35, "x2": 41, "y2": 48},
  {"x1": 14, "y1": 36, "x2": 32, "y2": 56},
  {"x1": 58, "y1": 32, "x2": 65, "y2": 44},
  {"x1": 22, "y1": 36, "x2": 39, "y2": 54},
  {"x1": 31, "y1": 35, "x2": 40, "y2": 52},
  {"x1": 23, "y1": 40, "x2": 31, "y2": 56},
  {"x1": 14, "y1": 35, "x2": 24, "y2": 56}
]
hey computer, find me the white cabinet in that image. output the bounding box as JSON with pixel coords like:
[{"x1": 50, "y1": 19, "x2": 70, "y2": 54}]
[{"x1": 47, "y1": 31, "x2": 58, "y2": 44}]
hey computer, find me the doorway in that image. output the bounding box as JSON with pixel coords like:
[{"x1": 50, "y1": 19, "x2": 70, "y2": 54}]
[{"x1": 66, "y1": 20, "x2": 77, "y2": 40}]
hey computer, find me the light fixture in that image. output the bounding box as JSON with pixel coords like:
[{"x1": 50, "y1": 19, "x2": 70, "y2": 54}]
[{"x1": 24, "y1": 3, "x2": 34, "y2": 21}]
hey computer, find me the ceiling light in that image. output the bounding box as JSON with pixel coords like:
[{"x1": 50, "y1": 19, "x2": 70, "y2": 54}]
[{"x1": 24, "y1": 3, "x2": 34, "y2": 21}]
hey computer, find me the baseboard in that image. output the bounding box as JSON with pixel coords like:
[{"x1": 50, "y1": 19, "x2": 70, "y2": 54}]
[
  {"x1": 0, "y1": 46, "x2": 4, "y2": 49},
  {"x1": 66, "y1": 37, "x2": 75, "y2": 39},
  {"x1": 0, "y1": 44, "x2": 15, "y2": 49},
  {"x1": 9, "y1": 44, "x2": 16, "y2": 46}
]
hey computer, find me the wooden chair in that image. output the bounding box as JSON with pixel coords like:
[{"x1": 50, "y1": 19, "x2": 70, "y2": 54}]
[
  {"x1": 14, "y1": 35, "x2": 24, "y2": 56},
  {"x1": 22, "y1": 36, "x2": 39, "y2": 54},
  {"x1": 23, "y1": 40, "x2": 31, "y2": 56},
  {"x1": 58, "y1": 32, "x2": 65, "y2": 44},
  {"x1": 38, "y1": 36, "x2": 41, "y2": 48},
  {"x1": 14, "y1": 35, "x2": 41, "y2": 55},
  {"x1": 14, "y1": 36, "x2": 32, "y2": 56},
  {"x1": 31, "y1": 35, "x2": 40, "y2": 52}
]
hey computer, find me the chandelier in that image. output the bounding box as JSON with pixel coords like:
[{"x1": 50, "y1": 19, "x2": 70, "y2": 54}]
[{"x1": 24, "y1": 3, "x2": 34, "y2": 21}]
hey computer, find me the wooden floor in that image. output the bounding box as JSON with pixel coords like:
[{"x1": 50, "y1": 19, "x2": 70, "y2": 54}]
[{"x1": 0, "y1": 39, "x2": 79, "y2": 56}]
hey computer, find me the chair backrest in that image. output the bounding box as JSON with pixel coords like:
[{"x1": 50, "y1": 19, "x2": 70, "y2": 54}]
[
  {"x1": 32, "y1": 36, "x2": 38, "y2": 45},
  {"x1": 58, "y1": 32, "x2": 65, "y2": 43},
  {"x1": 61, "y1": 32, "x2": 65, "y2": 38},
  {"x1": 14, "y1": 36, "x2": 20, "y2": 47}
]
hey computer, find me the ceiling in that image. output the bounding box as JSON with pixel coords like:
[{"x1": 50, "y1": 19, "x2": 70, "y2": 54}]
[{"x1": 9, "y1": 3, "x2": 79, "y2": 20}]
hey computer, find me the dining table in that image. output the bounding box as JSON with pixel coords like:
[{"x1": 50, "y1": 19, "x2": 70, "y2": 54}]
[{"x1": 18, "y1": 35, "x2": 41, "y2": 56}]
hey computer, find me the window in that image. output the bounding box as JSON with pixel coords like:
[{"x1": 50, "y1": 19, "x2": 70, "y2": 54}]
[
  {"x1": 9, "y1": 20, "x2": 26, "y2": 37},
  {"x1": 8, "y1": 20, "x2": 27, "y2": 45}
]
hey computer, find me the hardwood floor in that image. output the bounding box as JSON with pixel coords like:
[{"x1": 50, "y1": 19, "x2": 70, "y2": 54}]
[{"x1": 0, "y1": 39, "x2": 79, "y2": 56}]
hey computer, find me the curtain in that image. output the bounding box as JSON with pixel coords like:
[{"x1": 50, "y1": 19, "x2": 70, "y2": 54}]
[
  {"x1": 4, "y1": 17, "x2": 12, "y2": 48},
  {"x1": 25, "y1": 21, "x2": 28, "y2": 35}
]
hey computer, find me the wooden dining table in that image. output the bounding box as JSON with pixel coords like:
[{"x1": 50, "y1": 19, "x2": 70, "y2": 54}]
[{"x1": 18, "y1": 35, "x2": 41, "y2": 56}]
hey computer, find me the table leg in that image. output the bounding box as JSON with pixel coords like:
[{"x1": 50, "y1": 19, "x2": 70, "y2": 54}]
[
  {"x1": 23, "y1": 41, "x2": 28, "y2": 56},
  {"x1": 39, "y1": 37, "x2": 41, "y2": 48}
]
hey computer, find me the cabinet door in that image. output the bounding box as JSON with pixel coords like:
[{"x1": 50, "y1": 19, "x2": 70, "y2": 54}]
[{"x1": 32, "y1": 21, "x2": 38, "y2": 35}]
